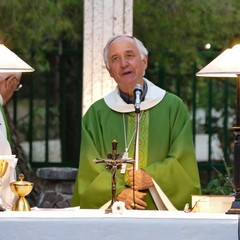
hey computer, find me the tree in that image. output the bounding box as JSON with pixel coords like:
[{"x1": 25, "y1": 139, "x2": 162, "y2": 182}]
[{"x1": 133, "y1": 0, "x2": 240, "y2": 107}]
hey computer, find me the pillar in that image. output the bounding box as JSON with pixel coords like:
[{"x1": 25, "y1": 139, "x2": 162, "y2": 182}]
[{"x1": 83, "y1": 0, "x2": 133, "y2": 115}]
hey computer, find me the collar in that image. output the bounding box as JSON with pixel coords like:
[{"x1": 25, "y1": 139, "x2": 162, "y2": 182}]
[
  {"x1": 119, "y1": 80, "x2": 148, "y2": 104},
  {"x1": 104, "y1": 78, "x2": 166, "y2": 113}
]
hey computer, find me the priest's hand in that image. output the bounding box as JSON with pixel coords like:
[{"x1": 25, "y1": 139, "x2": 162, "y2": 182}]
[
  {"x1": 116, "y1": 188, "x2": 147, "y2": 210},
  {"x1": 127, "y1": 167, "x2": 153, "y2": 190},
  {"x1": 0, "y1": 75, "x2": 20, "y2": 105}
]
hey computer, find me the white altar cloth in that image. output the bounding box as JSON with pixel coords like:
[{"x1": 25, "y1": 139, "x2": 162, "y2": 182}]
[{"x1": 0, "y1": 209, "x2": 238, "y2": 240}]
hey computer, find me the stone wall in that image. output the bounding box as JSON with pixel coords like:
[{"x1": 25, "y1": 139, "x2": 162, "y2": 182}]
[{"x1": 36, "y1": 167, "x2": 78, "y2": 208}]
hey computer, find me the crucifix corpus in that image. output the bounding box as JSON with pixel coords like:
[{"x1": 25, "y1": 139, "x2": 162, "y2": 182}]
[{"x1": 94, "y1": 139, "x2": 134, "y2": 213}]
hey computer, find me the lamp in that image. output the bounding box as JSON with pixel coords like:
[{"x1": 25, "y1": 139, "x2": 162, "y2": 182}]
[
  {"x1": 0, "y1": 44, "x2": 34, "y2": 72},
  {"x1": 196, "y1": 44, "x2": 240, "y2": 214}
]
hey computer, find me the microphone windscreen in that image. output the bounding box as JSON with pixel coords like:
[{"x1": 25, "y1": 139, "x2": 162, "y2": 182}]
[{"x1": 134, "y1": 84, "x2": 143, "y2": 94}]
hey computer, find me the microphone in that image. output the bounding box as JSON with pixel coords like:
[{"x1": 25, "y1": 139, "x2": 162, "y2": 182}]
[{"x1": 134, "y1": 84, "x2": 143, "y2": 113}]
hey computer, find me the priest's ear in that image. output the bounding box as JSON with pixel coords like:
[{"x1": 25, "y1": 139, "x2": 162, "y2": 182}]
[{"x1": 142, "y1": 55, "x2": 148, "y2": 70}]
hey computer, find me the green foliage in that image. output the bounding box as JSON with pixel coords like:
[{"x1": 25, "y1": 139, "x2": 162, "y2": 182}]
[
  {"x1": 0, "y1": 0, "x2": 83, "y2": 73},
  {"x1": 0, "y1": 0, "x2": 84, "y2": 143},
  {"x1": 133, "y1": 0, "x2": 240, "y2": 105},
  {"x1": 202, "y1": 164, "x2": 235, "y2": 195},
  {"x1": 203, "y1": 174, "x2": 234, "y2": 195}
]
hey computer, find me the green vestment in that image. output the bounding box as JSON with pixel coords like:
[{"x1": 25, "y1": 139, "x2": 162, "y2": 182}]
[{"x1": 71, "y1": 80, "x2": 201, "y2": 210}]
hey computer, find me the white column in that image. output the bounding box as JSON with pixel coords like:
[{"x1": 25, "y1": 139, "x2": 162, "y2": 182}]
[{"x1": 83, "y1": 0, "x2": 133, "y2": 115}]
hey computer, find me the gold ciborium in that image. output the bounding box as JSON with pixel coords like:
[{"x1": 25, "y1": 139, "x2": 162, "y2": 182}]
[
  {"x1": 0, "y1": 160, "x2": 8, "y2": 211},
  {"x1": 10, "y1": 173, "x2": 33, "y2": 211}
]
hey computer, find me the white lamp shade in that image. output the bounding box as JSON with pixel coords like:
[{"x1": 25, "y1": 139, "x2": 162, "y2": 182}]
[
  {"x1": 0, "y1": 44, "x2": 34, "y2": 72},
  {"x1": 196, "y1": 44, "x2": 240, "y2": 78}
]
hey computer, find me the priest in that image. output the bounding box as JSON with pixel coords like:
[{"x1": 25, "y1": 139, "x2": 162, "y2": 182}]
[
  {"x1": 71, "y1": 35, "x2": 201, "y2": 210},
  {"x1": 0, "y1": 73, "x2": 20, "y2": 210}
]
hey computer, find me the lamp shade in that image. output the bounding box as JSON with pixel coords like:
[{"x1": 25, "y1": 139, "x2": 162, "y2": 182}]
[
  {"x1": 196, "y1": 44, "x2": 240, "y2": 78},
  {"x1": 0, "y1": 44, "x2": 34, "y2": 72}
]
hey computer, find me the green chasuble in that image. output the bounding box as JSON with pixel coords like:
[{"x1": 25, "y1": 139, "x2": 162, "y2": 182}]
[{"x1": 71, "y1": 79, "x2": 201, "y2": 210}]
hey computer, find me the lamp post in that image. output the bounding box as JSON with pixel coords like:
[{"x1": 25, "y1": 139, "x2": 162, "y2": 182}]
[{"x1": 196, "y1": 44, "x2": 240, "y2": 213}]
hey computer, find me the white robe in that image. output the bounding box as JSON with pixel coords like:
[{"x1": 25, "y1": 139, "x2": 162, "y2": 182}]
[{"x1": 0, "y1": 95, "x2": 18, "y2": 209}]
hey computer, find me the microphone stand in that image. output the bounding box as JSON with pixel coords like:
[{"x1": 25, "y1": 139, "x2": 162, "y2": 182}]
[
  {"x1": 134, "y1": 111, "x2": 140, "y2": 171},
  {"x1": 132, "y1": 83, "x2": 143, "y2": 209},
  {"x1": 133, "y1": 90, "x2": 141, "y2": 209},
  {"x1": 133, "y1": 84, "x2": 142, "y2": 171}
]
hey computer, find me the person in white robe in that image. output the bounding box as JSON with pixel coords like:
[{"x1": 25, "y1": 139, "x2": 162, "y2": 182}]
[{"x1": 0, "y1": 72, "x2": 21, "y2": 209}]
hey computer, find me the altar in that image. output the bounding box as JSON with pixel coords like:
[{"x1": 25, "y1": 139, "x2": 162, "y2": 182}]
[{"x1": 0, "y1": 209, "x2": 238, "y2": 240}]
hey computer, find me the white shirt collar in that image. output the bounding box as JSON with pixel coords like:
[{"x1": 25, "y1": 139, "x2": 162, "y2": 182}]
[{"x1": 104, "y1": 78, "x2": 166, "y2": 113}]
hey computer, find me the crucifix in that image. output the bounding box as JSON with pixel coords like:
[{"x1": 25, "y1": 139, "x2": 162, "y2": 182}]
[{"x1": 94, "y1": 139, "x2": 134, "y2": 213}]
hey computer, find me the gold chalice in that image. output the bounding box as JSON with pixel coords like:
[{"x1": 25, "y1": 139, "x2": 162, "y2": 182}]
[
  {"x1": 10, "y1": 173, "x2": 33, "y2": 211},
  {"x1": 0, "y1": 160, "x2": 8, "y2": 211}
]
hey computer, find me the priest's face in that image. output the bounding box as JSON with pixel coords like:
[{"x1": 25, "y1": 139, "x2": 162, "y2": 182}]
[{"x1": 106, "y1": 36, "x2": 148, "y2": 97}]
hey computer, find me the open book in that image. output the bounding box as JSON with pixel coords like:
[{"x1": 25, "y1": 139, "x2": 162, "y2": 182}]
[{"x1": 191, "y1": 195, "x2": 234, "y2": 213}]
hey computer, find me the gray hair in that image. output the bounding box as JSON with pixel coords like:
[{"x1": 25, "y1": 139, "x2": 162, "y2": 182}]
[{"x1": 103, "y1": 34, "x2": 148, "y2": 69}]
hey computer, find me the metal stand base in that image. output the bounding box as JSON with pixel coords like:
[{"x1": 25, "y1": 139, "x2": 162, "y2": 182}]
[
  {"x1": 226, "y1": 200, "x2": 240, "y2": 214},
  {"x1": 105, "y1": 207, "x2": 112, "y2": 214}
]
